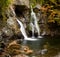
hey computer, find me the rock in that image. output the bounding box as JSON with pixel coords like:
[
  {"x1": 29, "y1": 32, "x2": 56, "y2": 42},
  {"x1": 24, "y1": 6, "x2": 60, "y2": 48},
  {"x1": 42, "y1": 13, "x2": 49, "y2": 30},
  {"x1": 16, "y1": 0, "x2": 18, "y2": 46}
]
[
  {"x1": 35, "y1": 4, "x2": 41, "y2": 9},
  {"x1": 7, "y1": 41, "x2": 21, "y2": 55},
  {"x1": 21, "y1": 46, "x2": 33, "y2": 54},
  {"x1": 14, "y1": 0, "x2": 29, "y2": 8},
  {"x1": 13, "y1": 54, "x2": 29, "y2": 57},
  {"x1": 0, "y1": 31, "x2": 3, "y2": 41},
  {"x1": 40, "y1": 49, "x2": 48, "y2": 55},
  {"x1": 8, "y1": 40, "x2": 17, "y2": 48},
  {"x1": 0, "y1": 31, "x2": 2, "y2": 36},
  {"x1": 7, "y1": 17, "x2": 20, "y2": 35},
  {"x1": 2, "y1": 26, "x2": 13, "y2": 37},
  {"x1": 7, "y1": 17, "x2": 17, "y2": 29},
  {"x1": 54, "y1": 53, "x2": 60, "y2": 57}
]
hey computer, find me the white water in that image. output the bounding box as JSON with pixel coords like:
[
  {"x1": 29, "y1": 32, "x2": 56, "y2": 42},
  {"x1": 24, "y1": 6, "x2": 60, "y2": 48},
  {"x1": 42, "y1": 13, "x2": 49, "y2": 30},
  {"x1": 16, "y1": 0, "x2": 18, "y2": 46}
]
[
  {"x1": 16, "y1": 18, "x2": 38, "y2": 41},
  {"x1": 31, "y1": 6, "x2": 42, "y2": 38},
  {"x1": 9, "y1": 6, "x2": 38, "y2": 41},
  {"x1": 30, "y1": 23, "x2": 35, "y2": 38}
]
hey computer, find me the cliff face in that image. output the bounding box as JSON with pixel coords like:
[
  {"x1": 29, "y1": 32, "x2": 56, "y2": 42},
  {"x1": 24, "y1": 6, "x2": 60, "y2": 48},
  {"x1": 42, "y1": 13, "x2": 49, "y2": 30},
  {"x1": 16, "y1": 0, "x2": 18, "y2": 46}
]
[{"x1": 14, "y1": 0, "x2": 29, "y2": 8}]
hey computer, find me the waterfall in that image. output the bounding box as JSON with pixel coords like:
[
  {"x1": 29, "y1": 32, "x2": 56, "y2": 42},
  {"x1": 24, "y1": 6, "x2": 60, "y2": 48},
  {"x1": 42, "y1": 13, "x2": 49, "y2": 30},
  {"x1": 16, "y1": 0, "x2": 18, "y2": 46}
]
[
  {"x1": 9, "y1": 6, "x2": 38, "y2": 41},
  {"x1": 30, "y1": 23, "x2": 35, "y2": 38},
  {"x1": 16, "y1": 18, "x2": 38, "y2": 41},
  {"x1": 31, "y1": 6, "x2": 42, "y2": 38}
]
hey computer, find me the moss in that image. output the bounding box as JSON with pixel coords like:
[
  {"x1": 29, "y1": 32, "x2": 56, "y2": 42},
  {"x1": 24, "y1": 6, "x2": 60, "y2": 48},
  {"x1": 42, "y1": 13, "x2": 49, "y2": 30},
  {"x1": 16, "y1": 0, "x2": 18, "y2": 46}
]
[{"x1": 0, "y1": 0, "x2": 14, "y2": 22}]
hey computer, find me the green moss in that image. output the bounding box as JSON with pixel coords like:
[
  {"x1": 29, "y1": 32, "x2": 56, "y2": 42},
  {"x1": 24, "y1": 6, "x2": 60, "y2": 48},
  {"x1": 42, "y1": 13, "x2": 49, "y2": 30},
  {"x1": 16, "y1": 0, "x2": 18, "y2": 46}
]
[
  {"x1": 0, "y1": 0, "x2": 13, "y2": 22},
  {"x1": 30, "y1": 0, "x2": 44, "y2": 7}
]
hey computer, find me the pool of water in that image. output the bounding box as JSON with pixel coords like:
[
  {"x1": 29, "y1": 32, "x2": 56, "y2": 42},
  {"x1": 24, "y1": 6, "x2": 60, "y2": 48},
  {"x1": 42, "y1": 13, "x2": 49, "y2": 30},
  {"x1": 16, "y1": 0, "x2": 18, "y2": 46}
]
[{"x1": 22, "y1": 35, "x2": 60, "y2": 57}]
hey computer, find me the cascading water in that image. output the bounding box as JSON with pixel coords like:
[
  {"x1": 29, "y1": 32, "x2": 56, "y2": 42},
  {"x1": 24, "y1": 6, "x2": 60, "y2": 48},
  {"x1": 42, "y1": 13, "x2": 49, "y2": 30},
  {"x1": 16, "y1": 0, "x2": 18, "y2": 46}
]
[
  {"x1": 9, "y1": 6, "x2": 38, "y2": 41},
  {"x1": 16, "y1": 18, "x2": 38, "y2": 41},
  {"x1": 30, "y1": 22, "x2": 35, "y2": 38},
  {"x1": 31, "y1": 6, "x2": 42, "y2": 38}
]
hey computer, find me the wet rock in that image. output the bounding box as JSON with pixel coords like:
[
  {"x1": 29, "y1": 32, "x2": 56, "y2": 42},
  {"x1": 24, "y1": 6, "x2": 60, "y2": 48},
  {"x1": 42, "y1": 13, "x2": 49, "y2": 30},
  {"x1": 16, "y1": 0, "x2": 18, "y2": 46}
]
[
  {"x1": 40, "y1": 49, "x2": 48, "y2": 55},
  {"x1": 21, "y1": 46, "x2": 33, "y2": 54}
]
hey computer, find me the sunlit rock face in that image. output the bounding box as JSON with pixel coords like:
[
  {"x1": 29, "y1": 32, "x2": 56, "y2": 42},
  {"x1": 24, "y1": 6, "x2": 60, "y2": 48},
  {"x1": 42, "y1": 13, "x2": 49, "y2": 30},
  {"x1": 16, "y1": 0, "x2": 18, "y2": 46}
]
[
  {"x1": 7, "y1": 17, "x2": 20, "y2": 35},
  {"x1": 14, "y1": 0, "x2": 29, "y2": 8}
]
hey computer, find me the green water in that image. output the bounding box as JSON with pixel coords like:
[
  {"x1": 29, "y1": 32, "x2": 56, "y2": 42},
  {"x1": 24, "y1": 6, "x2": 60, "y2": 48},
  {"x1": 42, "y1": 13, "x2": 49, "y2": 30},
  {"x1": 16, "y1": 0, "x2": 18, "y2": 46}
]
[
  {"x1": 22, "y1": 36, "x2": 60, "y2": 57},
  {"x1": 23, "y1": 36, "x2": 60, "y2": 49}
]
